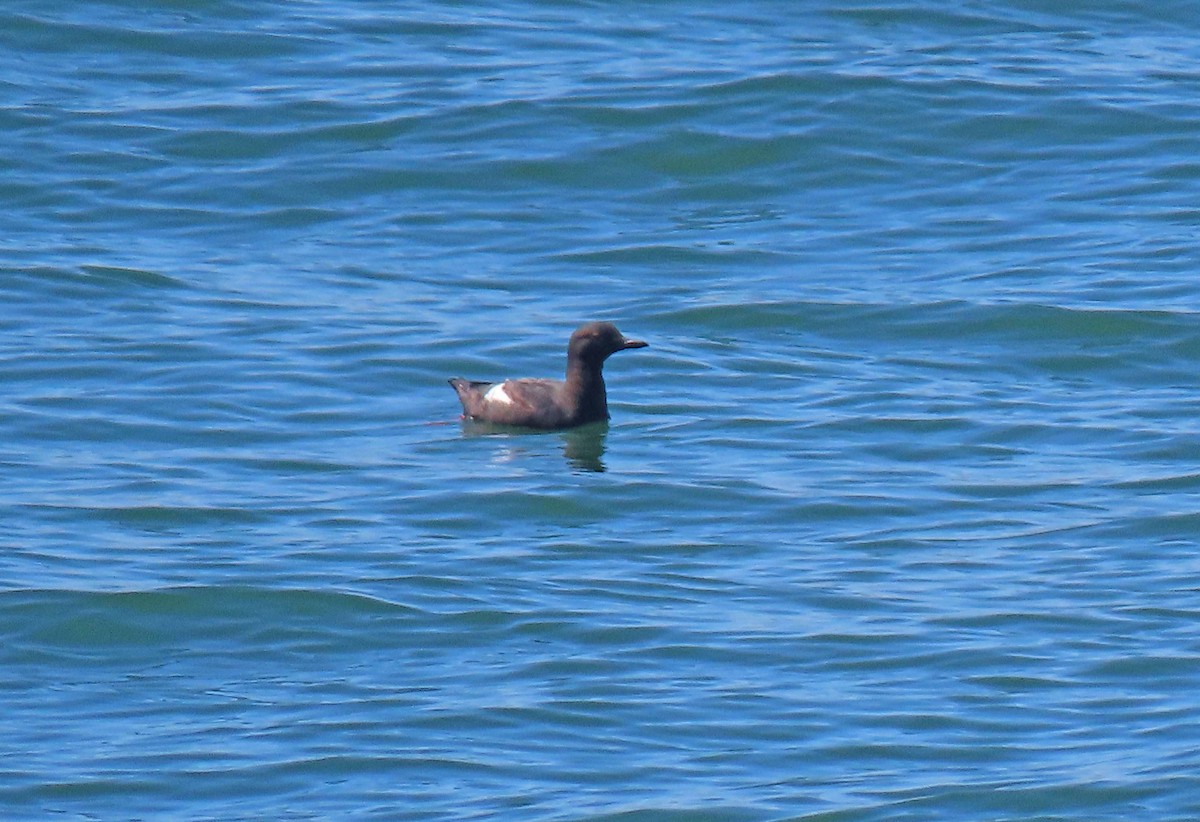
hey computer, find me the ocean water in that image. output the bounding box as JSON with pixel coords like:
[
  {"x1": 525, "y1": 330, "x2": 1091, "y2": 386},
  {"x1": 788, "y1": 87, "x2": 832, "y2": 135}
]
[{"x1": 3, "y1": 1, "x2": 1200, "y2": 819}]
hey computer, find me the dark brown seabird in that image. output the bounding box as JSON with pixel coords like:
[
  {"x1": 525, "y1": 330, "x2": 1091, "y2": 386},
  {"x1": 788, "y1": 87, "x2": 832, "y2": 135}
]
[{"x1": 448, "y1": 321, "x2": 647, "y2": 429}]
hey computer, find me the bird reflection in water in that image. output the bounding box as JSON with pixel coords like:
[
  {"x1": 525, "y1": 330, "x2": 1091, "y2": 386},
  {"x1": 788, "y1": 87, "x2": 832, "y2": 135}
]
[
  {"x1": 561, "y1": 422, "x2": 607, "y2": 473},
  {"x1": 457, "y1": 419, "x2": 608, "y2": 473}
]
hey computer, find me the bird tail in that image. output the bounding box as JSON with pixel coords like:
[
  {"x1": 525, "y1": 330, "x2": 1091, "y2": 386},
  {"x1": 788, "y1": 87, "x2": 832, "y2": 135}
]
[{"x1": 448, "y1": 378, "x2": 486, "y2": 416}]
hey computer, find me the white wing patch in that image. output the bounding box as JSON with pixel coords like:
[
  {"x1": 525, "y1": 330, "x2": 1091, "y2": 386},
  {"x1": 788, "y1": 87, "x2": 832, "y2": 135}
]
[{"x1": 484, "y1": 382, "x2": 514, "y2": 406}]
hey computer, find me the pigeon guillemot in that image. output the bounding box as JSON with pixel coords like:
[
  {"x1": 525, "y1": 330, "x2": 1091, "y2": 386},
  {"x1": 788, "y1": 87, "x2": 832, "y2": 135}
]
[{"x1": 448, "y1": 321, "x2": 647, "y2": 429}]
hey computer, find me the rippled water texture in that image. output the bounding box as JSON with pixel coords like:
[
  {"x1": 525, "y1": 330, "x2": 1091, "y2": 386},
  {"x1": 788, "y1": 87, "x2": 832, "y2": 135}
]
[{"x1": 3, "y1": 2, "x2": 1200, "y2": 820}]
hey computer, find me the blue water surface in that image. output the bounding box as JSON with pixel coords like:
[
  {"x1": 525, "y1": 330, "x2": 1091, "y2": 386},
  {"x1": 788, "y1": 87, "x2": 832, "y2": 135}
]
[{"x1": 3, "y1": 2, "x2": 1200, "y2": 819}]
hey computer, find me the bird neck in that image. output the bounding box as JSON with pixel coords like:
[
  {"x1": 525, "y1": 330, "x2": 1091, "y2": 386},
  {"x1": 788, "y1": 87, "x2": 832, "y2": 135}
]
[{"x1": 565, "y1": 360, "x2": 608, "y2": 413}]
